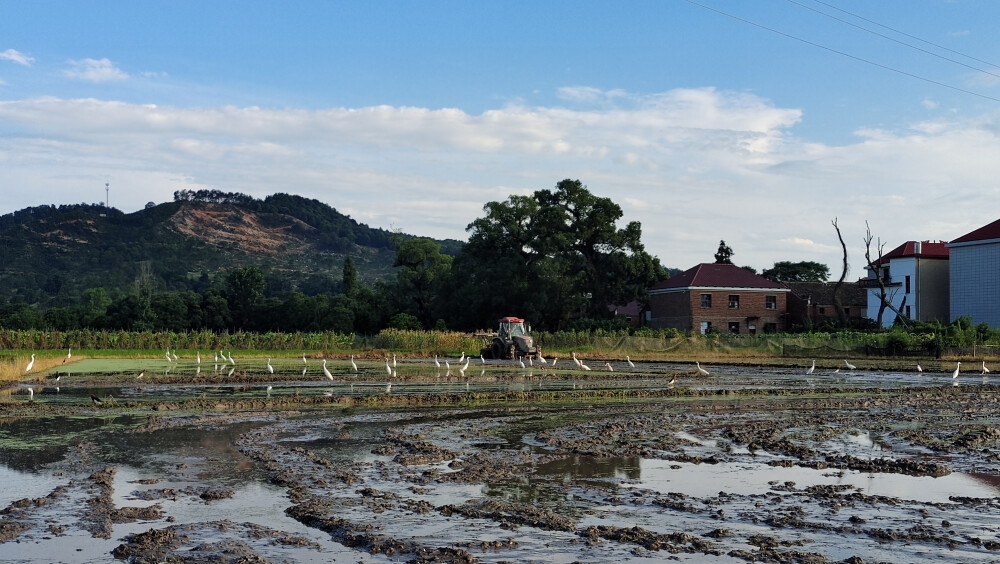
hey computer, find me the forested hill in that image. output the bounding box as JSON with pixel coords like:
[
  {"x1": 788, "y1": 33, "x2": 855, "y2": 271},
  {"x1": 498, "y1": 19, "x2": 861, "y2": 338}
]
[{"x1": 0, "y1": 191, "x2": 463, "y2": 308}]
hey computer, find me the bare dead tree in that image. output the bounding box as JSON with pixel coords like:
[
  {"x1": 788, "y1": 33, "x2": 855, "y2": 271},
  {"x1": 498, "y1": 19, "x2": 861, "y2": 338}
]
[
  {"x1": 864, "y1": 221, "x2": 910, "y2": 329},
  {"x1": 831, "y1": 218, "x2": 849, "y2": 327}
]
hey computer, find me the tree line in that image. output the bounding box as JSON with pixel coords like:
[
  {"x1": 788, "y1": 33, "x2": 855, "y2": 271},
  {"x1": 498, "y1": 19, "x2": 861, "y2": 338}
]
[{"x1": 0, "y1": 180, "x2": 666, "y2": 334}]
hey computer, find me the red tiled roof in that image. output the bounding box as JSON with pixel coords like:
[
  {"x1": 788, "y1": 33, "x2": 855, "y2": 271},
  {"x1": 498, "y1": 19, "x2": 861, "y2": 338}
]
[
  {"x1": 881, "y1": 240, "x2": 949, "y2": 260},
  {"x1": 650, "y1": 263, "x2": 787, "y2": 291},
  {"x1": 950, "y1": 218, "x2": 1000, "y2": 244},
  {"x1": 608, "y1": 301, "x2": 642, "y2": 317}
]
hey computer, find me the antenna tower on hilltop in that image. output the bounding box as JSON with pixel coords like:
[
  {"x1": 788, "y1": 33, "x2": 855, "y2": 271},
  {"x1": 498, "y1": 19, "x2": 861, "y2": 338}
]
[{"x1": 105, "y1": 179, "x2": 110, "y2": 208}]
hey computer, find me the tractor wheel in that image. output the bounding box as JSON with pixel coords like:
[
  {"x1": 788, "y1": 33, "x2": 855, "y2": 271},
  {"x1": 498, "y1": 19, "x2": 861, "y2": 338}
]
[{"x1": 491, "y1": 339, "x2": 504, "y2": 359}]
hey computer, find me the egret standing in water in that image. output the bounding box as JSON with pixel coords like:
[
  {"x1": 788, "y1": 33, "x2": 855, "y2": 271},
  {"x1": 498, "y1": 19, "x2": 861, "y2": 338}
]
[
  {"x1": 695, "y1": 361, "x2": 710, "y2": 376},
  {"x1": 266, "y1": 358, "x2": 274, "y2": 374},
  {"x1": 844, "y1": 360, "x2": 856, "y2": 370},
  {"x1": 322, "y1": 359, "x2": 333, "y2": 380},
  {"x1": 627, "y1": 356, "x2": 635, "y2": 368},
  {"x1": 351, "y1": 355, "x2": 358, "y2": 373},
  {"x1": 982, "y1": 361, "x2": 990, "y2": 374},
  {"x1": 806, "y1": 360, "x2": 815, "y2": 375},
  {"x1": 952, "y1": 361, "x2": 962, "y2": 379},
  {"x1": 25, "y1": 354, "x2": 35, "y2": 373}
]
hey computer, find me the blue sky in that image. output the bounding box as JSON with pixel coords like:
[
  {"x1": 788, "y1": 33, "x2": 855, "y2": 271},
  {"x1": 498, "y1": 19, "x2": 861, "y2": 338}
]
[{"x1": 2, "y1": 1, "x2": 1000, "y2": 275}]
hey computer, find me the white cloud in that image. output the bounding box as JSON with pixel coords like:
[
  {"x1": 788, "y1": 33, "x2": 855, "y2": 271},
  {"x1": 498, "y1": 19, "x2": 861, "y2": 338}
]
[
  {"x1": 1, "y1": 88, "x2": 998, "y2": 273},
  {"x1": 0, "y1": 49, "x2": 34, "y2": 66},
  {"x1": 63, "y1": 58, "x2": 128, "y2": 82}
]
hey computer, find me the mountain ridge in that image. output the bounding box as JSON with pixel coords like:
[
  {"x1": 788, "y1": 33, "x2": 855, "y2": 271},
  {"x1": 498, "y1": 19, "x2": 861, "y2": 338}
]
[{"x1": 0, "y1": 193, "x2": 464, "y2": 308}]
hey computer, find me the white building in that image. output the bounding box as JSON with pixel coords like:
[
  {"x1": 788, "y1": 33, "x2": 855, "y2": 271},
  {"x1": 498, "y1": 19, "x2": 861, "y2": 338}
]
[
  {"x1": 863, "y1": 241, "x2": 949, "y2": 328},
  {"x1": 947, "y1": 218, "x2": 1000, "y2": 328}
]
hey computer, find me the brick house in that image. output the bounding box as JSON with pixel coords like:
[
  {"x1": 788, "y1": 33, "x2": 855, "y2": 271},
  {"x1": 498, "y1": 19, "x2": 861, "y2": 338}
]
[
  {"x1": 648, "y1": 263, "x2": 790, "y2": 334},
  {"x1": 947, "y1": 218, "x2": 1000, "y2": 328},
  {"x1": 862, "y1": 240, "x2": 950, "y2": 328},
  {"x1": 784, "y1": 281, "x2": 868, "y2": 329}
]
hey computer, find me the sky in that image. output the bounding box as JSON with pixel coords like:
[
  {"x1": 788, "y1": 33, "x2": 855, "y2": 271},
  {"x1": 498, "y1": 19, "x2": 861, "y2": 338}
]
[{"x1": 2, "y1": 1, "x2": 1000, "y2": 277}]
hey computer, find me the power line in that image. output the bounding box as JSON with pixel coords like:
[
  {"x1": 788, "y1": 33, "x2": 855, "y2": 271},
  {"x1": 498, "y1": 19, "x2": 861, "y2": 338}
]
[
  {"x1": 784, "y1": 0, "x2": 1000, "y2": 82},
  {"x1": 680, "y1": 0, "x2": 1000, "y2": 103},
  {"x1": 809, "y1": 0, "x2": 1000, "y2": 70}
]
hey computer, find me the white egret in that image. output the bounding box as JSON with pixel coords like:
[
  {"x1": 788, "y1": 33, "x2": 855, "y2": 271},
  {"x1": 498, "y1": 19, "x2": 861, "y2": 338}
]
[
  {"x1": 172, "y1": 351, "x2": 178, "y2": 361},
  {"x1": 351, "y1": 355, "x2": 358, "y2": 373},
  {"x1": 462, "y1": 357, "x2": 470, "y2": 371},
  {"x1": 67, "y1": 348, "x2": 72, "y2": 360},
  {"x1": 983, "y1": 361, "x2": 990, "y2": 374},
  {"x1": 627, "y1": 356, "x2": 635, "y2": 368},
  {"x1": 917, "y1": 364, "x2": 923, "y2": 372},
  {"x1": 695, "y1": 361, "x2": 710, "y2": 376},
  {"x1": 165, "y1": 350, "x2": 171, "y2": 362},
  {"x1": 385, "y1": 358, "x2": 392, "y2": 375},
  {"x1": 196, "y1": 351, "x2": 201, "y2": 364},
  {"x1": 844, "y1": 360, "x2": 856, "y2": 370},
  {"x1": 228, "y1": 352, "x2": 235, "y2": 365},
  {"x1": 480, "y1": 354, "x2": 486, "y2": 364},
  {"x1": 392, "y1": 354, "x2": 397, "y2": 367},
  {"x1": 302, "y1": 353, "x2": 308, "y2": 364},
  {"x1": 214, "y1": 352, "x2": 219, "y2": 363},
  {"x1": 434, "y1": 355, "x2": 441, "y2": 368},
  {"x1": 806, "y1": 360, "x2": 815, "y2": 375},
  {"x1": 266, "y1": 385, "x2": 273, "y2": 395},
  {"x1": 952, "y1": 361, "x2": 962, "y2": 379},
  {"x1": 551, "y1": 357, "x2": 557, "y2": 366},
  {"x1": 445, "y1": 360, "x2": 451, "y2": 370},
  {"x1": 459, "y1": 352, "x2": 465, "y2": 363},
  {"x1": 267, "y1": 358, "x2": 274, "y2": 374},
  {"x1": 302, "y1": 366, "x2": 307, "y2": 377},
  {"x1": 528, "y1": 356, "x2": 533, "y2": 367},
  {"x1": 572, "y1": 352, "x2": 581, "y2": 366},
  {"x1": 322, "y1": 359, "x2": 333, "y2": 380},
  {"x1": 25, "y1": 354, "x2": 35, "y2": 373},
  {"x1": 519, "y1": 358, "x2": 526, "y2": 369},
  {"x1": 581, "y1": 361, "x2": 591, "y2": 371}
]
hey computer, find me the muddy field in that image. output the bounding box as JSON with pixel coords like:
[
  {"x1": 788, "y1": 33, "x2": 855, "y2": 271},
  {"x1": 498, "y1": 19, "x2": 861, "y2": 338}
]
[{"x1": 2, "y1": 357, "x2": 1000, "y2": 563}]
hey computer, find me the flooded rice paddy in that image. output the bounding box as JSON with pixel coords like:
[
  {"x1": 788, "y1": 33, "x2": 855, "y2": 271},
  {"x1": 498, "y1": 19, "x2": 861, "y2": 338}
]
[{"x1": 3, "y1": 356, "x2": 1000, "y2": 562}]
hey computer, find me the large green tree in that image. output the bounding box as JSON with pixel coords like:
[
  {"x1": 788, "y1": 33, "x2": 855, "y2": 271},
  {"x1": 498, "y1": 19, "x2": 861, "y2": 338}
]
[
  {"x1": 391, "y1": 238, "x2": 453, "y2": 328},
  {"x1": 761, "y1": 261, "x2": 831, "y2": 283},
  {"x1": 455, "y1": 179, "x2": 662, "y2": 330}
]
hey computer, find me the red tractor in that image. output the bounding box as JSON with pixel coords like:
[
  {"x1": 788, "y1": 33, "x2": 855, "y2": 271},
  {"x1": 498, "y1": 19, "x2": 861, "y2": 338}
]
[{"x1": 481, "y1": 316, "x2": 539, "y2": 360}]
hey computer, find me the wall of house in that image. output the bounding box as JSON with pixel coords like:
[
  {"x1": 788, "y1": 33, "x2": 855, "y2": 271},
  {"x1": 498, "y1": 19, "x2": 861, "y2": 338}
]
[
  {"x1": 950, "y1": 241, "x2": 1000, "y2": 328},
  {"x1": 867, "y1": 257, "x2": 911, "y2": 328},
  {"x1": 650, "y1": 289, "x2": 787, "y2": 334},
  {"x1": 648, "y1": 291, "x2": 693, "y2": 331},
  {"x1": 916, "y1": 258, "x2": 949, "y2": 324}
]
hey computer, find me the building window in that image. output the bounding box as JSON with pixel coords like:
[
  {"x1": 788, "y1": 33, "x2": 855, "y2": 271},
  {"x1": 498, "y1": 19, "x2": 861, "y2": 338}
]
[
  {"x1": 700, "y1": 294, "x2": 712, "y2": 308},
  {"x1": 765, "y1": 295, "x2": 777, "y2": 310},
  {"x1": 905, "y1": 275, "x2": 911, "y2": 294},
  {"x1": 818, "y1": 307, "x2": 826, "y2": 314},
  {"x1": 764, "y1": 323, "x2": 778, "y2": 334},
  {"x1": 700, "y1": 321, "x2": 712, "y2": 334},
  {"x1": 844, "y1": 308, "x2": 850, "y2": 316},
  {"x1": 728, "y1": 295, "x2": 740, "y2": 309},
  {"x1": 728, "y1": 321, "x2": 740, "y2": 334}
]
